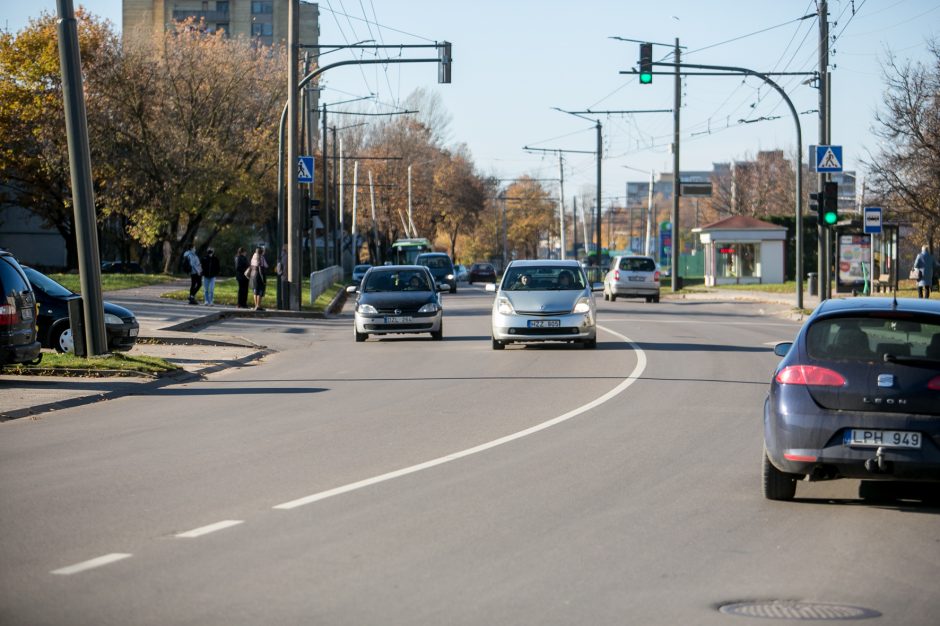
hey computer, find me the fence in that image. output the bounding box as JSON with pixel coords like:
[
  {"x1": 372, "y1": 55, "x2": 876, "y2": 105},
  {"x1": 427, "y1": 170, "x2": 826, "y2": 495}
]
[{"x1": 309, "y1": 265, "x2": 343, "y2": 304}]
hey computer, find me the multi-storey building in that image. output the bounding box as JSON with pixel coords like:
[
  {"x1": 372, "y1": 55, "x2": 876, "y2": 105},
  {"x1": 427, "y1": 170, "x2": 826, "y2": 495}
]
[{"x1": 123, "y1": 1, "x2": 319, "y2": 49}]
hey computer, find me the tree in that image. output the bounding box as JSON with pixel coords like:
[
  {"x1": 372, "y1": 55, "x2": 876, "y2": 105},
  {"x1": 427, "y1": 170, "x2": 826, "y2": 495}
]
[
  {"x1": 865, "y1": 40, "x2": 940, "y2": 250},
  {"x1": 94, "y1": 20, "x2": 286, "y2": 272},
  {"x1": 0, "y1": 9, "x2": 118, "y2": 268},
  {"x1": 433, "y1": 146, "x2": 486, "y2": 260},
  {"x1": 503, "y1": 176, "x2": 556, "y2": 260}
]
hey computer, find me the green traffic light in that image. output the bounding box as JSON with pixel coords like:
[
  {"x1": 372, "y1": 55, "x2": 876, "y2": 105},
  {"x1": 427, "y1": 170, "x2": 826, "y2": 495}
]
[
  {"x1": 823, "y1": 210, "x2": 838, "y2": 225},
  {"x1": 639, "y1": 72, "x2": 653, "y2": 84}
]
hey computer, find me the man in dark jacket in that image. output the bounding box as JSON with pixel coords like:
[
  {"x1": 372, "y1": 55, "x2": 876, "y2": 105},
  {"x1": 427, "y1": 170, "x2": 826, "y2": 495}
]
[
  {"x1": 235, "y1": 247, "x2": 250, "y2": 308},
  {"x1": 201, "y1": 248, "x2": 221, "y2": 305}
]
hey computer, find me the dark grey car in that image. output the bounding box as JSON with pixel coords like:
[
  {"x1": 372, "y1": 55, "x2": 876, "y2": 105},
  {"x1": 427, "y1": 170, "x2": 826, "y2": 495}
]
[
  {"x1": 0, "y1": 251, "x2": 41, "y2": 368},
  {"x1": 763, "y1": 297, "x2": 940, "y2": 501}
]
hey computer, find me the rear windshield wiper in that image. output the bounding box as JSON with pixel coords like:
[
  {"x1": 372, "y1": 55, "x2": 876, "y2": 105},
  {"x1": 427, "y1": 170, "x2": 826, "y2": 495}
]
[{"x1": 883, "y1": 353, "x2": 940, "y2": 368}]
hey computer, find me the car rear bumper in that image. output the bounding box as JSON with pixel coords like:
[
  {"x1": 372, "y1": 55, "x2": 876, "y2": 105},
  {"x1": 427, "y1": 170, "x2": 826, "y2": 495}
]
[
  {"x1": 609, "y1": 283, "x2": 659, "y2": 296},
  {"x1": 0, "y1": 340, "x2": 42, "y2": 365}
]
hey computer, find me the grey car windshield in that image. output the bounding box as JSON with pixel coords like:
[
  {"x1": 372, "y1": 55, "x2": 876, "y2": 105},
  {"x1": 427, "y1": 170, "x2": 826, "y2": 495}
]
[
  {"x1": 806, "y1": 316, "x2": 940, "y2": 362},
  {"x1": 503, "y1": 267, "x2": 585, "y2": 291},
  {"x1": 363, "y1": 270, "x2": 432, "y2": 292}
]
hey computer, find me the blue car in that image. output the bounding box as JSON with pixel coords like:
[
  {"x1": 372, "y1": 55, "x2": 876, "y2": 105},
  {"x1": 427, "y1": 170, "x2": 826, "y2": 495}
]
[{"x1": 763, "y1": 297, "x2": 940, "y2": 501}]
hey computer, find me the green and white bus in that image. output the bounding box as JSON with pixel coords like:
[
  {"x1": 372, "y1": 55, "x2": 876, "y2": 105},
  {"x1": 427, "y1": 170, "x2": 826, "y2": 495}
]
[{"x1": 390, "y1": 238, "x2": 431, "y2": 265}]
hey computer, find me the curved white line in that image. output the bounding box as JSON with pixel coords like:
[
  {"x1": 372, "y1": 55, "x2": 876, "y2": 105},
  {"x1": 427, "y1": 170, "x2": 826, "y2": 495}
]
[{"x1": 274, "y1": 325, "x2": 646, "y2": 510}]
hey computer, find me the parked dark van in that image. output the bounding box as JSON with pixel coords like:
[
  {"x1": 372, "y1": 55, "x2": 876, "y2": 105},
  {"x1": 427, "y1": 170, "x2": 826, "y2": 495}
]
[{"x1": 0, "y1": 251, "x2": 41, "y2": 368}]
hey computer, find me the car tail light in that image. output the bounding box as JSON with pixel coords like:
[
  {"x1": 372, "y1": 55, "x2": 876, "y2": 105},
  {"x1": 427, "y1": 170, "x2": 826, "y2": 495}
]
[
  {"x1": 928, "y1": 376, "x2": 940, "y2": 391},
  {"x1": 614, "y1": 269, "x2": 620, "y2": 281},
  {"x1": 775, "y1": 365, "x2": 846, "y2": 387},
  {"x1": 0, "y1": 303, "x2": 17, "y2": 327},
  {"x1": 654, "y1": 271, "x2": 660, "y2": 282}
]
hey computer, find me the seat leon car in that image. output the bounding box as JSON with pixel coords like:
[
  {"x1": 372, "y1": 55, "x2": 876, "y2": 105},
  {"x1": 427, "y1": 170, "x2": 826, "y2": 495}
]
[
  {"x1": 763, "y1": 297, "x2": 940, "y2": 501},
  {"x1": 23, "y1": 267, "x2": 139, "y2": 353},
  {"x1": 486, "y1": 260, "x2": 596, "y2": 350},
  {"x1": 347, "y1": 265, "x2": 444, "y2": 342},
  {"x1": 603, "y1": 254, "x2": 660, "y2": 303},
  {"x1": 0, "y1": 250, "x2": 41, "y2": 368}
]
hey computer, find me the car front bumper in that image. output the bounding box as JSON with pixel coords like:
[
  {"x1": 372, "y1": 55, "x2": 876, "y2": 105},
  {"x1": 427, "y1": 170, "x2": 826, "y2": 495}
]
[
  {"x1": 491, "y1": 310, "x2": 595, "y2": 343},
  {"x1": 354, "y1": 311, "x2": 442, "y2": 335}
]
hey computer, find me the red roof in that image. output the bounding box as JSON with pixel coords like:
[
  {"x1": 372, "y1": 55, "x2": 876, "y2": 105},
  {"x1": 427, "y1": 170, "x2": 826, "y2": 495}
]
[{"x1": 699, "y1": 215, "x2": 786, "y2": 230}]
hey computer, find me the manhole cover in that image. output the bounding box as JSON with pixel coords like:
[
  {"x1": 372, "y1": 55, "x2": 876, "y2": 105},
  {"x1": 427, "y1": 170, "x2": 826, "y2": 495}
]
[{"x1": 719, "y1": 600, "x2": 880, "y2": 620}]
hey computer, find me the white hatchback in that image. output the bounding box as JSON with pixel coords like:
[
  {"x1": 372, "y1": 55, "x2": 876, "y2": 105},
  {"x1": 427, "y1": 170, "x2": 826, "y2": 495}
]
[{"x1": 603, "y1": 255, "x2": 660, "y2": 303}]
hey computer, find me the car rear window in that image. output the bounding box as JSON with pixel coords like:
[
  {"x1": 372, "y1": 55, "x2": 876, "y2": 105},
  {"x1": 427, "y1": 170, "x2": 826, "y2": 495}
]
[
  {"x1": 619, "y1": 257, "x2": 656, "y2": 272},
  {"x1": 1, "y1": 256, "x2": 31, "y2": 301},
  {"x1": 806, "y1": 315, "x2": 940, "y2": 362}
]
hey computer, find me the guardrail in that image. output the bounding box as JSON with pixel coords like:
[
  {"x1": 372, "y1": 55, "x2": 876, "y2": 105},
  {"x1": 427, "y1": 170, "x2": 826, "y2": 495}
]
[{"x1": 309, "y1": 265, "x2": 343, "y2": 303}]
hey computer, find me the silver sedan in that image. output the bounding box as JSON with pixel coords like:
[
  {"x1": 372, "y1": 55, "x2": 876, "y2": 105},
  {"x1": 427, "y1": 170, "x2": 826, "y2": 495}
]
[{"x1": 486, "y1": 260, "x2": 597, "y2": 350}]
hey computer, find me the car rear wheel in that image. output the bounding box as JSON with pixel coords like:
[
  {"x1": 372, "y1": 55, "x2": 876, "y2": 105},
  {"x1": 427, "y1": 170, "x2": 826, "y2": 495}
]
[
  {"x1": 762, "y1": 447, "x2": 797, "y2": 501},
  {"x1": 355, "y1": 329, "x2": 368, "y2": 342},
  {"x1": 653, "y1": 295, "x2": 660, "y2": 303},
  {"x1": 492, "y1": 337, "x2": 505, "y2": 350},
  {"x1": 53, "y1": 323, "x2": 74, "y2": 353},
  {"x1": 609, "y1": 293, "x2": 617, "y2": 302}
]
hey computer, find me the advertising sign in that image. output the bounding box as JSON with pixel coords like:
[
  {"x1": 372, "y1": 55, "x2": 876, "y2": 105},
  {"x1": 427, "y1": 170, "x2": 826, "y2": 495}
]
[{"x1": 838, "y1": 234, "x2": 871, "y2": 286}]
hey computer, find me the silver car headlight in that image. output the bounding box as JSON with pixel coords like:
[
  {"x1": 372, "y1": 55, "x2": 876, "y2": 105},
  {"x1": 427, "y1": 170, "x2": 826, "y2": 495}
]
[
  {"x1": 104, "y1": 313, "x2": 124, "y2": 325},
  {"x1": 418, "y1": 302, "x2": 440, "y2": 313},
  {"x1": 573, "y1": 297, "x2": 592, "y2": 314},
  {"x1": 357, "y1": 303, "x2": 378, "y2": 315},
  {"x1": 496, "y1": 296, "x2": 515, "y2": 315}
]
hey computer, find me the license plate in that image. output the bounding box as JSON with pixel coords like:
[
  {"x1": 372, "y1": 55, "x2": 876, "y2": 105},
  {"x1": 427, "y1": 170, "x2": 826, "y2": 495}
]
[
  {"x1": 129, "y1": 328, "x2": 139, "y2": 337},
  {"x1": 21, "y1": 307, "x2": 33, "y2": 320},
  {"x1": 844, "y1": 429, "x2": 922, "y2": 449},
  {"x1": 384, "y1": 316, "x2": 412, "y2": 324},
  {"x1": 627, "y1": 276, "x2": 646, "y2": 282},
  {"x1": 528, "y1": 319, "x2": 560, "y2": 328}
]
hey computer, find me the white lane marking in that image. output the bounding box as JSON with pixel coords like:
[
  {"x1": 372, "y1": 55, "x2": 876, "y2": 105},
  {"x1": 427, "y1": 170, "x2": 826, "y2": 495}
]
[
  {"x1": 606, "y1": 317, "x2": 796, "y2": 327},
  {"x1": 175, "y1": 520, "x2": 244, "y2": 538},
  {"x1": 274, "y1": 324, "x2": 645, "y2": 510},
  {"x1": 51, "y1": 553, "x2": 132, "y2": 575}
]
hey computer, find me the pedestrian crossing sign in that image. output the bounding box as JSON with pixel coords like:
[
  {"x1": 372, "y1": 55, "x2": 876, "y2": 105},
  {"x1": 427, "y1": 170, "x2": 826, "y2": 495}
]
[
  {"x1": 814, "y1": 145, "x2": 843, "y2": 173},
  {"x1": 298, "y1": 156, "x2": 314, "y2": 183}
]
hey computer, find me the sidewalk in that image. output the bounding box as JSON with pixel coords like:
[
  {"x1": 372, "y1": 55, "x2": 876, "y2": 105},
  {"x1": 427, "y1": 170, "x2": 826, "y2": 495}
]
[{"x1": 0, "y1": 281, "x2": 313, "y2": 421}]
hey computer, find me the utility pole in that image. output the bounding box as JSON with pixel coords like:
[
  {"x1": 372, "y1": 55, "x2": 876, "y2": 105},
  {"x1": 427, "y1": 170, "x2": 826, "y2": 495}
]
[
  {"x1": 672, "y1": 37, "x2": 681, "y2": 291},
  {"x1": 287, "y1": 0, "x2": 300, "y2": 310},
  {"x1": 818, "y1": 0, "x2": 830, "y2": 301}
]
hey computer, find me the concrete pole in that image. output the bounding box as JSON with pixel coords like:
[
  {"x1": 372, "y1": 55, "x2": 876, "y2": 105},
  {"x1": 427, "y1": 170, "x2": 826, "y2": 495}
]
[
  {"x1": 595, "y1": 120, "x2": 602, "y2": 263},
  {"x1": 645, "y1": 169, "x2": 654, "y2": 256},
  {"x1": 56, "y1": 0, "x2": 107, "y2": 355},
  {"x1": 339, "y1": 137, "x2": 345, "y2": 270},
  {"x1": 558, "y1": 153, "x2": 566, "y2": 260},
  {"x1": 287, "y1": 0, "x2": 300, "y2": 309},
  {"x1": 818, "y1": 0, "x2": 829, "y2": 301},
  {"x1": 671, "y1": 37, "x2": 681, "y2": 291},
  {"x1": 352, "y1": 160, "x2": 359, "y2": 264}
]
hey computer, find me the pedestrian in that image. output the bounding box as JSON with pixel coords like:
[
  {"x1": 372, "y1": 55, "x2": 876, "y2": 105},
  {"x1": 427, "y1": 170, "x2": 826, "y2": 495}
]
[
  {"x1": 201, "y1": 247, "x2": 221, "y2": 305},
  {"x1": 234, "y1": 247, "x2": 250, "y2": 308},
  {"x1": 183, "y1": 243, "x2": 202, "y2": 305},
  {"x1": 913, "y1": 245, "x2": 938, "y2": 299},
  {"x1": 249, "y1": 245, "x2": 269, "y2": 310}
]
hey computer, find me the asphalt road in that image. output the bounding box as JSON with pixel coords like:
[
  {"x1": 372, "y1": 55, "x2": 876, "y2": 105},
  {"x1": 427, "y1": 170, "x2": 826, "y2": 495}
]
[{"x1": 2, "y1": 286, "x2": 938, "y2": 625}]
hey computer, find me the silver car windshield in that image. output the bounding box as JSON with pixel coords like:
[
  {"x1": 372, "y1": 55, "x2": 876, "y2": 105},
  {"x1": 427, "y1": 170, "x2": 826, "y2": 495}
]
[{"x1": 503, "y1": 267, "x2": 585, "y2": 291}]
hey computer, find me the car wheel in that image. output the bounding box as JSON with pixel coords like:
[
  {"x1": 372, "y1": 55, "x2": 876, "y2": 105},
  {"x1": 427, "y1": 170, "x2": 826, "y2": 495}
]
[
  {"x1": 583, "y1": 337, "x2": 597, "y2": 349},
  {"x1": 762, "y1": 447, "x2": 797, "y2": 501},
  {"x1": 53, "y1": 323, "x2": 74, "y2": 353},
  {"x1": 450, "y1": 286, "x2": 457, "y2": 294},
  {"x1": 609, "y1": 293, "x2": 617, "y2": 302},
  {"x1": 492, "y1": 337, "x2": 505, "y2": 350},
  {"x1": 431, "y1": 324, "x2": 443, "y2": 341},
  {"x1": 355, "y1": 329, "x2": 368, "y2": 342},
  {"x1": 653, "y1": 295, "x2": 660, "y2": 303},
  {"x1": 603, "y1": 290, "x2": 610, "y2": 301}
]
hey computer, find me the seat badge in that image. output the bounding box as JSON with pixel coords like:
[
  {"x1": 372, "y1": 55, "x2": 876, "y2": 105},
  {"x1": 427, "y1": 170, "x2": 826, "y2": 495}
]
[{"x1": 877, "y1": 374, "x2": 895, "y2": 388}]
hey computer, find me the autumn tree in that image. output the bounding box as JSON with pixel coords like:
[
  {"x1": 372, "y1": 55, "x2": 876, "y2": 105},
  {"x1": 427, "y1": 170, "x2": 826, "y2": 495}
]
[
  {"x1": 95, "y1": 20, "x2": 286, "y2": 272},
  {"x1": 864, "y1": 39, "x2": 940, "y2": 250},
  {"x1": 0, "y1": 9, "x2": 118, "y2": 268},
  {"x1": 433, "y1": 146, "x2": 487, "y2": 259},
  {"x1": 503, "y1": 176, "x2": 556, "y2": 260}
]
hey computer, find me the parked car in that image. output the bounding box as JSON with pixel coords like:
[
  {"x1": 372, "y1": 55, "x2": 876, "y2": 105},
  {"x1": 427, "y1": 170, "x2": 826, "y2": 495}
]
[
  {"x1": 351, "y1": 264, "x2": 372, "y2": 284},
  {"x1": 0, "y1": 251, "x2": 42, "y2": 368},
  {"x1": 346, "y1": 265, "x2": 445, "y2": 342},
  {"x1": 763, "y1": 297, "x2": 940, "y2": 501},
  {"x1": 101, "y1": 261, "x2": 144, "y2": 274},
  {"x1": 415, "y1": 252, "x2": 457, "y2": 294},
  {"x1": 486, "y1": 260, "x2": 596, "y2": 350},
  {"x1": 23, "y1": 267, "x2": 140, "y2": 353},
  {"x1": 468, "y1": 262, "x2": 497, "y2": 284},
  {"x1": 454, "y1": 264, "x2": 469, "y2": 282},
  {"x1": 603, "y1": 255, "x2": 660, "y2": 303}
]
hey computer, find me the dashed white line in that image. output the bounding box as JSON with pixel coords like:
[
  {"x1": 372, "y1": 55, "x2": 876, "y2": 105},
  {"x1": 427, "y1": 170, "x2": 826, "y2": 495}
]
[
  {"x1": 175, "y1": 520, "x2": 244, "y2": 538},
  {"x1": 274, "y1": 324, "x2": 646, "y2": 510},
  {"x1": 51, "y1": 553, "x2": 132, "y2": 575}
]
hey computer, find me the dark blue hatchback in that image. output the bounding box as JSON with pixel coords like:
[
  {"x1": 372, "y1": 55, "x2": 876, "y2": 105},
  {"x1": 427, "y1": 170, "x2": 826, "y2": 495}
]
[{"x1": 763, "y1": 297, "x2": 940, "y2": 501}]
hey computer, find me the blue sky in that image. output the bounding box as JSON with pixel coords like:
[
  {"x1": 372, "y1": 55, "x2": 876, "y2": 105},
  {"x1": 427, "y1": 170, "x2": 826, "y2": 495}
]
[{"x1": 4, "y1": 1, "x2": 938, "y2": 202}]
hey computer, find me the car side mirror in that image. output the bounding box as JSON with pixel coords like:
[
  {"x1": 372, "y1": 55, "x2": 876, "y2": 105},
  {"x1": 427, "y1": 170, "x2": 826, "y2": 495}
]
[
  {"x1": 485, "y1": 283, "x2": 497, "y2": 292},
  {"x1": 773, "y1": 342, "x2": 792, "y2": 357},
  {"x1": 346, "y1": 285, "x2": 358, "y2": 294},
  {"x1": 437, "y1": 283, "x2": 449, "y2": 292}
]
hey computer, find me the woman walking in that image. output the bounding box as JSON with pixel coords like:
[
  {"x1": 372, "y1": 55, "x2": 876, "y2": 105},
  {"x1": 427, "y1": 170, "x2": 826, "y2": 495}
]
[
  {"x1": 248, "y1": 246, "x2": 269, "y2": 310},
  {"x1": 913, "y1": 246, "x2": 938, "y2": 299}
]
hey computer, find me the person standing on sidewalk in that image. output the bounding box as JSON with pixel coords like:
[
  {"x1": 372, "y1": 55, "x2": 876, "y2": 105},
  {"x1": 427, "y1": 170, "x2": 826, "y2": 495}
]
[
  {"x1": 234, "y1": 247, "x2": 250, "y2": 308},
  {"x1": 201, "y1": 247, "x2": 221, "y2": 305},
  {"x1": 913, "y1": 246, "x2": 938, "y2": 299},
  {"x1": 183, "y1": 244, "x2": 202, "y2": 305},
  {"x1": 249, "y1": 246, "x2": 269, "y2": 310}
]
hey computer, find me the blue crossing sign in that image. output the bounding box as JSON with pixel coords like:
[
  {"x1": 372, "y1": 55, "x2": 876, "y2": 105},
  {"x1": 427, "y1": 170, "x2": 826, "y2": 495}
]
[
  {"x1": 814, "y1": 145, "x2": 843, "y2": 173},
  {"x1": 297, "y1": 156, "x2": 314, "y2": 184}
]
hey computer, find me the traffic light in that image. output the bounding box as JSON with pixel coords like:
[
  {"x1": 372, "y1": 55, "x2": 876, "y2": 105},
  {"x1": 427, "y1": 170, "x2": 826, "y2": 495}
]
[
  {"x1": 822, "y1": 181, "x2": 838, "y2": 226},
  {"x1": 639, "y1": 43, "x2": 653, "y2": 84},
  {"x1": 438, "y1": 41, "x2": 451, "y2": 84},
  {"x1": 809, "y1": 191, "x2": 821, "y2": 222}
]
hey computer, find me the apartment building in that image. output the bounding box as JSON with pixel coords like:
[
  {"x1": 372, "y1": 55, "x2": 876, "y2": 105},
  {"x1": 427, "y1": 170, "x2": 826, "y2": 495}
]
[{"x1": 123, "y1": 0, "x2": 319, "y2": 48}]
